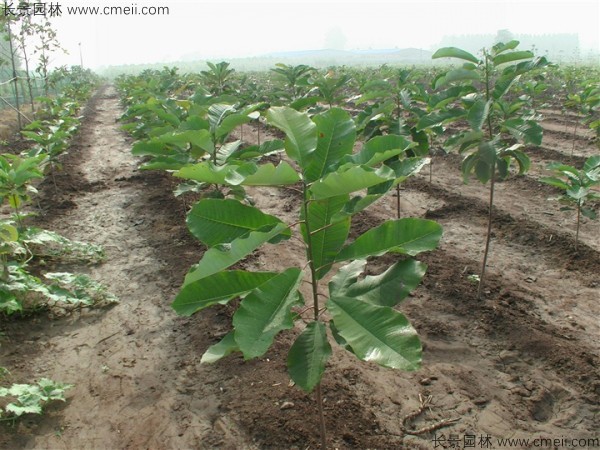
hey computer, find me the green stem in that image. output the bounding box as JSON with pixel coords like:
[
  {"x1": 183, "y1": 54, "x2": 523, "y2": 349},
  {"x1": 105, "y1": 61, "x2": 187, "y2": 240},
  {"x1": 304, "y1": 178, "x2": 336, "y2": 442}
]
[
  {"x1": 301, "y1": 181, "x2": 328, "y2": 449},
  {"x1": 12, "y1": 195, "x2": 24, "y2": 232},
  {"x1": 396, "y1": 185, "x2": 401, "y2": 219},
  {"x1": 1, "y1": 254, "x2": 9, "y2": 282}
]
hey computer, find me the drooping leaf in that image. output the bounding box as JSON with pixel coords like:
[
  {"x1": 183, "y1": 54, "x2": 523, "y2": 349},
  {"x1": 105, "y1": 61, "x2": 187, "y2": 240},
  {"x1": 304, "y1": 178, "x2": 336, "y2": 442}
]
[
  {"x1": 216, "y1": 113, "x2": 252, "y2": 139},
  {"x1": 184, "y1": 223, "x2": 290, "y2": 283},
  {"x1": 230, "y1": 139, "x2": 284, "y2": 160},
  {"x1": 335, "y1": 218, "x2": 442, "y2": 261},
  {"x1": 309, "y1": 165, "x2": 396, "y2": 200},
  {"x1": 329, "y1": 259, "x2": 427, "y2": 307},
  {"x1": 416, "y1": 108, "x2": 466, "y2": 131},
  {"x1": 157, "y1": 129, "x2": 214, "y2": 152},
  {"x1": 301, "y1": 195, "x2": 350, "y2": 279},
  {"x1": 201, "y1": 332, "x2": 239, "y2": 363},
  {"x1": 186, "y1": 198, "x2": 288, "y2": 247},
  {"x1": 502, "y1": 119, "x2": 543, "y2": 145},
  {"x1": 434, "y1": 69, "x2": 480, "y2": 89},
  {"x1": 432, "y1": 47, "x2": 480, "y2": 64},
  {"x1": 175, "y1": 161, "x2": 238, "y2": 185},
  {"x1": 304, "y1": 108, "x2": 356, "y2": 182},
  {"x1": 241, "y1": 162, "x2": 301, "y2": 186},
  {"x1": 328, "y1": 296, "x2": 421, "y2": 370},
  {"x1": 386, "y1": 157, "x2": 430, "y2": 184},
  {"x1": 539, "y1": 176, "x2": 570, "y2": 191},
  {"x1": 233, "y1": 268, "x2": 303, "y2": 359},
  {"x1": 493, "y1": 50, "x2": 533, "y2": 66},
  {"x1": 346, "y1": 134, "x2": 415, "y2": 167},
  {"x1": 173, "y1": 270, "x2": 277, "y2": 315},
  {"x1": 266, "y1": 106, "x2": 317, "y2": 168},
  {"x1": 287, "y1": 321, "x2": 332, "y2": 392},
  {"x1": 467, "y1": 99, "x2": 490, "y2": 132}
]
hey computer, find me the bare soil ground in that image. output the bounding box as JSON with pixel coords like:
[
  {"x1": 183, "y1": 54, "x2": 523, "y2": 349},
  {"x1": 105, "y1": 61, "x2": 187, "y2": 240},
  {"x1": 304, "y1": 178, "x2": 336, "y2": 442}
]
[{"x1": 0, "y1": 87, "x2": 598, "y2": 449}]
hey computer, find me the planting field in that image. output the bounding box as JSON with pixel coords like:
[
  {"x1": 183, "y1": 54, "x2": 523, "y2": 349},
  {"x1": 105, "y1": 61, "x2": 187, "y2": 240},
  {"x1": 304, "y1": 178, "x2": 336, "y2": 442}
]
[{"x1": 0, "y1": 69, "x2": 598, "y2": 450}]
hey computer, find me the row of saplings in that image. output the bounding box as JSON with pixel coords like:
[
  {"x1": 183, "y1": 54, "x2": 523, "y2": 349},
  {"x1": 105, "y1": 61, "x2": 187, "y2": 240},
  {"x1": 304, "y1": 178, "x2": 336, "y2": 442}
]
[
  {"x1": 0, "y1": 81, "x2": 118, "y2": 420},
  {"x1": 116, "y1": 42, "x2": 599, "y2": 447}
]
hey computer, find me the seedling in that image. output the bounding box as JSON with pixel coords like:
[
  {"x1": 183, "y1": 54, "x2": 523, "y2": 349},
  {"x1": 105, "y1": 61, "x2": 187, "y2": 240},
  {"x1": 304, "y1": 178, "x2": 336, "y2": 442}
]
[
  {"x1": 172, "y1": 106, "x2": 442, "y2": 447},
  {"x1": 540, "y1": 155, "x2": 600, "y2": 251}
]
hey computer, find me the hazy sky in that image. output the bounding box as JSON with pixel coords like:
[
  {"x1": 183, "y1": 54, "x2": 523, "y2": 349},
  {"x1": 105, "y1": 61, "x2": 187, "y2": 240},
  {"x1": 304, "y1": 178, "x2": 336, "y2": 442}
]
[{"x1": 47, "y1": 0, "x2": 599, "y2": 69}]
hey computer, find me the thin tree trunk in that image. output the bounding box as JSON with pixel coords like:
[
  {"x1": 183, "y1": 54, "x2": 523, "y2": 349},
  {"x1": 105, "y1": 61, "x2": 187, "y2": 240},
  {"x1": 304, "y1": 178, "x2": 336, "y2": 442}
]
[
  {"x1": 7, "y1": 23, "x2": 22, "y2": 130},
  {"x1": 571, "y1": 121, "x2": 578, "y2": 157},
  {"x1": 477, "y1": 170, "x2": 495, "y2": 300},
  {"x1": 302, "y1": 182, "x2": 328, "y2": 449},
  {"x1": 575, "y1": 201, "x2": 581, "y2": 252}
]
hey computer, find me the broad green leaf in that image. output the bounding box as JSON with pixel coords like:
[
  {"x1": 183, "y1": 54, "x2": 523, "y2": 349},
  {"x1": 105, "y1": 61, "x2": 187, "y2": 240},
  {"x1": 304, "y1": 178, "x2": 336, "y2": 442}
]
[
  {"x1": 217, "y1": 113, "x2": 251, "y2": 139},
  {"x1": 493, "y1": 40, "x2": 520, "y2": 54},
  {"x1": 242, "y1": 162, "x2": 301, "y2": 186},
  {"x1": 233, "y1": 268, "x2": 303, "y2": 359},
  {"x1": 539, "y1": 176, "x2": 570, "y2": 191},
  {"x1": 434, "y1": 69, "x2": 480, "y2": 89},
  {"x1": 186, "y1": 198, "x2": 288, "y2": 247},
  {"x1": 335, "y1": 218, "x2": 442, "y2": 261},
  {"x1": 503, "y1": 145, "x2": 530, "y2": 175},
  {"x1": 566, "y1": 186, "x2": 588, "y2": 201},
  {"x1": 157, "y1": 129, "x2": 214, "y2": 152},
  {"x1": 328, "y1": 296, "x2": 421, "y2": 370},
  {"x1": 340, "y1": 181, "x2": 394, "y2": 215},
  {"x1": 301, "y1": 195, "x2": 351, "y2": 279},
  {"x1": 386, "y1": 157, "x2": 430, "y2": 184},
  {"x1": 347, "y1": 135, "x2": 414, "y2": 167},
  {"x1": 432, "y1": 47, "x2": 480, "y2": 64},
  {"x1": 208, "y1": 103, "x2": 236, "y2": 134},
  {"x1": 287, "y1": 321, "x2": 332, "y2": 392},
  {"x1": 175, "y1": 161, "x2": 236, "y2": 185},
  {"x1": 6, "y1": 402, "x2": 42, "y2": 416},
  {"x1": 502, "y1": 119, "x2": 543, "y2": 145},
  {"x1": 309, "y1": 165, "x2": 396, "y2": 200},
  {"x1": 139, "y1": 155, "x2": 192, "y2": 171},
  {"x1": 467, "y1": 99, "x2": 490, "y2": 132},
  {"x1": 266, "y1": 106, "x2": 317, "y2": 168},
  {"x1": 581, "y1": 207, "x2": 597, "y2": 220},
  {"x1": 329, "y1": 320, "x2": 352, "y2": 351},
  {"x1": 304, "y1": 108, "x2": 356, "y2": 182},
  {"x1": 0, "y1": 223, "x2": 18, "y2": 243},
  {"x1": 355, "y1": 89, "x2": 391, "y2": 104},
  {"x1": 329, "y1": 259, "x2": 427, "y2": 307},
  {"x1": 201, "y1": 332, "x2": 239, "y2": 363},
  {"x1": 416, "y1": 108, "x2": 466, "y2": 131},
  {"x1": 493, "y1": 51, "x2": 533, "y2": 66},
  {"x1": 584, "y1": 155, "x2": 600, "y2": 180},
  {"x1": 493, "y1": 74, "x2": 520, "y2": 100},
  {"x1": 230, "y1": 139, "x2": 284, "y2": 160},
  {"x1": 184, "y1": 223, "x2": 289, "y2": 283},
  {"x1": 290, "y1": 96, "x2": 321, "y2": 111},
  {"x1": 216, "y1": 140, "x2": 242, "y2": 164},
  {"x1": 172, "y1": 270, "x2": 277, "y2": 316},
  {"x1": 131, "y1": 141, "x2": 173, "y2": 157}
]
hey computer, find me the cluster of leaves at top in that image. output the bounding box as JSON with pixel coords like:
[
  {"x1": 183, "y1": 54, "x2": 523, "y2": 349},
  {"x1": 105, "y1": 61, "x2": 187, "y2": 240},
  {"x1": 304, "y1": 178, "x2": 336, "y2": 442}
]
[{"x1": 117, "y1": 64, "x2": 442, "y2": 446}]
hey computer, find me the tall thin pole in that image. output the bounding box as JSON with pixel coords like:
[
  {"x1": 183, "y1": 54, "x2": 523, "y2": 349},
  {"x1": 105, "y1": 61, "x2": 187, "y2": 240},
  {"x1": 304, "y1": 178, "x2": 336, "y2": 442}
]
[{"x1": 79, "y1": 42, "x2": 83, "y2": 68}]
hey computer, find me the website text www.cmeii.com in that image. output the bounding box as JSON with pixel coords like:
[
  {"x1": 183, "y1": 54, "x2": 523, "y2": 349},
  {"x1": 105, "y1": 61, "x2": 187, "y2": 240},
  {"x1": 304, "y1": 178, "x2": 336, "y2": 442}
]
[
  {"x1": 3, "y1": 2, "x2": 170, "y2": 17},
  {"x1": 432, "y1": 433, "x2": 599, "y2": 449}
]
